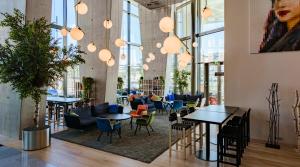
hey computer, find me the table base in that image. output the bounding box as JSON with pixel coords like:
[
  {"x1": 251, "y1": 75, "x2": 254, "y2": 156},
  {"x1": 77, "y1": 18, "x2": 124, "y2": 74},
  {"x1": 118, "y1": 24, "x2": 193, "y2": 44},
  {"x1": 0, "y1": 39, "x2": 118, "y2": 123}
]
[{"x1": 196, "y1": 150, "x2": 218, "y2": 161}]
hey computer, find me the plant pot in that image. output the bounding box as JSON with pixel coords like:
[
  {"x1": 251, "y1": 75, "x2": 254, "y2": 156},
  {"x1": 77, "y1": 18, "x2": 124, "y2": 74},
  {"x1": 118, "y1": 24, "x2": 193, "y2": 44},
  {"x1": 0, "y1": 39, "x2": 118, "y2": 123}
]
[{"x1": 22, "y1": 125, "x2": 51, "y2": 151}]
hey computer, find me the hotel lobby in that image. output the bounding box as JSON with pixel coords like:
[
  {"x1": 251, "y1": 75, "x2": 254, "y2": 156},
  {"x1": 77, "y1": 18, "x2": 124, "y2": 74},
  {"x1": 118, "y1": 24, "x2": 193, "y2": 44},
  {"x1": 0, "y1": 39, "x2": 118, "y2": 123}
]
[{"x1": 0, "y1": 0, "x2": 300, "y2": 166}]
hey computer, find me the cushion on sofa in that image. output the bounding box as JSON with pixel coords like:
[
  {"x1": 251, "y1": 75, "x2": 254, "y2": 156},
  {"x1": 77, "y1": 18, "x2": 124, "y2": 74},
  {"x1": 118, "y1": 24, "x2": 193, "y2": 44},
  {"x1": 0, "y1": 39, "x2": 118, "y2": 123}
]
[{"x1": 108, "y1": 104, "x2": 119, "y2": 114}]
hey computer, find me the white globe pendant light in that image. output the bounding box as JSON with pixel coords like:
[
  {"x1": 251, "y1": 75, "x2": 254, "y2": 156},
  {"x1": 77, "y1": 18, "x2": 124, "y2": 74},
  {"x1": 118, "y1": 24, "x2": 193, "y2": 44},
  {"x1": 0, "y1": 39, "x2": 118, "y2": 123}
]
[
  {"x1": 107, "y1": 58, "x2": 115, "y2": 67},
  {"x1": 160, "y1": 47, "x2": 167, "y2": 54},
  {"x1": 143, "y1": 64, "x2": 149, "y2": 71},
  {"x1": 70, "y1": 27, "x2": 84, "y2": 41},
  {"x1": 192, "y1": 42, "x2": 198, "y2": 48},
  {"x1": 156, "y1": 42, "x2": 162, "y2": 48},
  {"x1": 202, "y1": 6, "x2": 212, "y2": 19},
  {"x1": 163, "y1": 36, "x2": 181, "y2": 54},
  {"x1": 98, "y1": 49, "x2": 112, "y2": 62},
  {"x1": 103, "y1": 19, "x2": 113, "y2": 29},
  {"x1": 159, "y1": 17, "x2": 174, "y2": 33},
  {"x1": 115, "y1": 38, "x2": 126, "y2": 47},
  {"x1": 140, "y1": 46, "x2": 144, "y2": 51},
  {"x1": 87, "y1": 42, "x2": 97, "y2": 53},
  {"x1": 146, "y1": 57, "x2": 151, "y2": 63},
  {"x1": 179, "y1": 52, "x2": 192, "y2": 63},
  {"x1": 75, "y1": 1, "x2": 88, "y2": 15},
  {"x1": 60, "y1": 27, "x2": 68, "y2": 36},
  {"x1": 149, "y1": 53, "x2": 155, "y2": 61}
]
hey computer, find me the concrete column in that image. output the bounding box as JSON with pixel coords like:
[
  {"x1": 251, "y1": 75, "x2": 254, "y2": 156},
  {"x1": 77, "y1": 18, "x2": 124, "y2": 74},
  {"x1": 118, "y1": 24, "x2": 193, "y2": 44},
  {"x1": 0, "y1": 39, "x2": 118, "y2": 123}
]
[{"x1": 79, "y1": 0, "x2": 122, "y2": 104}]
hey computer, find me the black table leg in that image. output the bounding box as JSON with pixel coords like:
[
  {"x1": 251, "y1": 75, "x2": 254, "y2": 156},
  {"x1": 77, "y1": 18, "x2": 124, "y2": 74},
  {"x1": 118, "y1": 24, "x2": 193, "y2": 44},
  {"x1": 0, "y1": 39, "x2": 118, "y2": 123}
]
[{"x1": 206, "y1": 122, "x2": 210, "y2": 160}]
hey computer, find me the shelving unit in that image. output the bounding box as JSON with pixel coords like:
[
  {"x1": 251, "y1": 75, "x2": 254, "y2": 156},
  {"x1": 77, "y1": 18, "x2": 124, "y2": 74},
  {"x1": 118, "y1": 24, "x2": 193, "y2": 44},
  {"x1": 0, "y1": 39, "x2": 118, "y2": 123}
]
[{"x1": 142, "y1": 79, "x2": 164, "y2": 96}]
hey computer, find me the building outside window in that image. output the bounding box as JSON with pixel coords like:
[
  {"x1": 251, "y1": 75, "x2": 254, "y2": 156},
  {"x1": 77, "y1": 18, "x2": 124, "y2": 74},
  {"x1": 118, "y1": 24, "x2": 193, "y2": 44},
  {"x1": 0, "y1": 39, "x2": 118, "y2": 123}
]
[
  {"x1": 118, "y1": 0, "x2": 143, "y2": 92},
  {"x1": 51, "y1": 0, "x2": 80, "y2": 97}
]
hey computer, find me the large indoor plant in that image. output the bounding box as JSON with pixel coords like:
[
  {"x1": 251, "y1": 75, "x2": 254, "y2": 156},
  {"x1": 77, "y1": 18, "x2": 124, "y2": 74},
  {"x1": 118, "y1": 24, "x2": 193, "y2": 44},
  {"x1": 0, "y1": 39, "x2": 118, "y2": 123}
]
[
  {"x1": 82, "y1": 77, "x2": 94, "y2": 102},
  {"x1": 173, "y1": 69, "x2": 190, "y2": 95},
  {"x1": 0, "y1": 9, "x2": 85, "y2": 150}
]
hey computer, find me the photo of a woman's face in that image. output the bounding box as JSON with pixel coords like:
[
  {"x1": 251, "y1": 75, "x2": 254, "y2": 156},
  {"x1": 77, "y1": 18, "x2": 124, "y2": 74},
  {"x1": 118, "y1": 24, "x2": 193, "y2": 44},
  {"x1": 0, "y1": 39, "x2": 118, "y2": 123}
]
[{"x1": 274, "y1": 0, "x2": 300, "y2": 22}]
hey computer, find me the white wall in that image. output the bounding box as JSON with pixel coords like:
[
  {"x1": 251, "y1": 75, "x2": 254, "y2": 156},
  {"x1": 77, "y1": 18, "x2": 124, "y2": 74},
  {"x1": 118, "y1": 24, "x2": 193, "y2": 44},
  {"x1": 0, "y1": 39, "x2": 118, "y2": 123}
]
[{"x1": 225, "y1": 0, "x2": 300, "y2": 145}]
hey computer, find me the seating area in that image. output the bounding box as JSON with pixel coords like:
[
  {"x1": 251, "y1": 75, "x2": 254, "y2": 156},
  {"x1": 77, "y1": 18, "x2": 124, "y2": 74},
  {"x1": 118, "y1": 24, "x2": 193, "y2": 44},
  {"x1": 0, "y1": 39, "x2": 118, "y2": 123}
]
[{"x1": 1, "y1": 0, "x2": 300, "y2": 167}]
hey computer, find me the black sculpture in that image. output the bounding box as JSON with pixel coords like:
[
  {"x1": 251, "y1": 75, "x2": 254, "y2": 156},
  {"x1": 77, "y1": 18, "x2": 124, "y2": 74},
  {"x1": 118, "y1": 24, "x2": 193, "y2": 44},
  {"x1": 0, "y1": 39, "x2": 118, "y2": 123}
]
[{"x1": 266, "y1": 83, "x2": 280, "y2": 149}]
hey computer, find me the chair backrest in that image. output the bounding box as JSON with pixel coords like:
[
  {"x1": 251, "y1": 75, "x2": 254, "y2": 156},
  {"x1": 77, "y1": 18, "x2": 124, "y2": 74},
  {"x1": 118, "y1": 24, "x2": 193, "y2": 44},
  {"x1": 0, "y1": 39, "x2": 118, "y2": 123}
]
[
  {"x1": 137, "y1": 104, "x2": 148, "y2": 115},
  {"x1": 180, "y1": 109, "x2": 188, "y2": 117},
  {"x1": 96, "y1": 118, "x2": 112, "y2": 132},
  {"x1": 154, "y1": 101, "x2": 163, "y2": 109},
  {"x1": 169, "y1": 112, "x2": 178, "y2": 122},
  {"x1": 200, "y1": 98, "x2": 206, "y2": 108},
  {"x1": 173, "y1": 100, "x2": 183, "y2": 110},
  {"x1": 188, "y1": 107, "x2": 195, "y2": 113},
  {"x1": 147, "y1": 112, "x2": 156, "y2": 125}
]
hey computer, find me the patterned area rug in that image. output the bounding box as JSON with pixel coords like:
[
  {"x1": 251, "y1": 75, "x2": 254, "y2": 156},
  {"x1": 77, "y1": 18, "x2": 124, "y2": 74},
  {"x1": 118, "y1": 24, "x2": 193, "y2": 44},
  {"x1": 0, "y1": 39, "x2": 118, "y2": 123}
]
[{"x1": 52, "y1": 114, "x2": 176, "y2": 163}]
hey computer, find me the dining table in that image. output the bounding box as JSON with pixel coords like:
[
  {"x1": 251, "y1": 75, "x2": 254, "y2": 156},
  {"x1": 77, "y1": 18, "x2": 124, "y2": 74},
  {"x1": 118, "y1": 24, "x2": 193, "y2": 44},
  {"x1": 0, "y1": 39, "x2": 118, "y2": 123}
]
[
  {"x1": 182, "y1": 105, "x2": 239, "y2": 161},
  {"x1": 46, "y1": 96, "x2": 82, "y2": 113}
]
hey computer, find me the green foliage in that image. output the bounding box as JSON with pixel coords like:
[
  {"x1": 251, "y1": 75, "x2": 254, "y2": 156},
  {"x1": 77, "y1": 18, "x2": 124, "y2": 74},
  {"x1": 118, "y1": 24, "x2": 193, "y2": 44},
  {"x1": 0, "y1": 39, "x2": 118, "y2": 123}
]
[
  {"x1": 159, "y1": 76, "x2": 165, "y2": 86},
  {"x1": 173, "y1": 69, "x2": 190, "y2": 95},
  {"x1": 82, "y1": 77, "x2": 94, "y2": 100},
  {"x1": 117, "y1": 77, "x2": 124, "y2": 90},
  {"x1": 0, "y1": 9, "x2": 85, "y2": 126}
]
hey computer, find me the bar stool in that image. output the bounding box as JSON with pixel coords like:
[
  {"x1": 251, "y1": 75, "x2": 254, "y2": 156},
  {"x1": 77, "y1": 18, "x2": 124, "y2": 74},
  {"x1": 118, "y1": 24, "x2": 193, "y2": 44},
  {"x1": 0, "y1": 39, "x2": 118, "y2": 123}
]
[
  {"x1": 217, "y1": 117, "x2": 244, "y2": 166},
  {"x1": 169, "y1": 112, "x2": 192, "y2": 160}
]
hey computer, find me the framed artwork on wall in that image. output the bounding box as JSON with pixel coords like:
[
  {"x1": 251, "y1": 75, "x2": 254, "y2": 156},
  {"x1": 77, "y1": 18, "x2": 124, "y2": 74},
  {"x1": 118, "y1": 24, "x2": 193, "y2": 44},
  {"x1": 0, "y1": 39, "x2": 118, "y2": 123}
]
[{"x1": 250, "y1": 0, "x2": 300, "y2": 54}]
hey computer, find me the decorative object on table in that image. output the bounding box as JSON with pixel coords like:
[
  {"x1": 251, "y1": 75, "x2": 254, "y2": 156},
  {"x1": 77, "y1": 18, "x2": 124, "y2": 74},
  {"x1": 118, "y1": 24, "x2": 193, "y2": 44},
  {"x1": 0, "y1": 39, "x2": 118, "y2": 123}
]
[
  {"x1": 292, "y1": 90, "x2": 300, "y2": 152},
  {"x1": 173, "y1": 69, "x2": 190, "y2": 95},
  {"x1": 265, "y1": 83, "x2": 280, "y2": 149},
  {"x1": 0, "y1": 9, "x2": 85, "y2": 151},
  {"x1": 82, "y1": 77, "x2": 94, "y2": 103}
]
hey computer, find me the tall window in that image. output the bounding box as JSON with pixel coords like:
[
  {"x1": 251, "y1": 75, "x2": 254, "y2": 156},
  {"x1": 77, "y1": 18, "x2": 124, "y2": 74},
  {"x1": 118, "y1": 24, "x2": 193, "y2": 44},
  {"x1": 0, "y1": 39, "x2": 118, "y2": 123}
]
[
  {"x1": 175, "y1": 0, "x2": 224, "y2": 103},
  {"x1": 118, "y1": 0, "x2": 143, "y2": 91},
  {"x1": 51, "y1": 0, "x2": 80, "y2": 97}
]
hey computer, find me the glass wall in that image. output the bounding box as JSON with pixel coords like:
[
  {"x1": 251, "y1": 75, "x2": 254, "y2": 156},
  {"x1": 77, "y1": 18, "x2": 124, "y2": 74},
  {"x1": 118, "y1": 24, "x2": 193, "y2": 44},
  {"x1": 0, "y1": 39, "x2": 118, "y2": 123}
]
[
  {"x1": 175, "y1": 0, "x2": 224, "y2": 103},
  {"x1": 51, "y1": 0, "x2": 80, "y2": 97},
  {"x1": 118, "y1": 0, "x2": 143, "y2": 91}
]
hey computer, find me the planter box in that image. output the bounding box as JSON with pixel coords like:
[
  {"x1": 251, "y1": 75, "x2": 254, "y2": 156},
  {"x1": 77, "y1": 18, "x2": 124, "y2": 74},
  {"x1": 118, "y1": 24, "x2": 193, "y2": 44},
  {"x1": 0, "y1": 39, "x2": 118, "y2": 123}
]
[{"x1": 22, "y1": 125, "x2": 51, "y2": 151}]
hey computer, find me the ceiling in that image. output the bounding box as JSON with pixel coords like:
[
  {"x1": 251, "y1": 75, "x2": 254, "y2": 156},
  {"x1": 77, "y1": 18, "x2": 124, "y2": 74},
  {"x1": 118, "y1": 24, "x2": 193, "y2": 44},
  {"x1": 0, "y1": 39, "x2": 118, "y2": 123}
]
[{"x1": 134, "y1": 0, "x2": 185, "y2": 9}]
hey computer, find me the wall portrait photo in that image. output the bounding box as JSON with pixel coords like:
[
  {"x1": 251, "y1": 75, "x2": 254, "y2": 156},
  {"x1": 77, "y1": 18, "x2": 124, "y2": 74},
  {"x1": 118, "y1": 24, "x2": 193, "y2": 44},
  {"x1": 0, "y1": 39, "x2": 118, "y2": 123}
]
[{"x1": 250, "y1": 0, "x2": 300, "y2": 53}]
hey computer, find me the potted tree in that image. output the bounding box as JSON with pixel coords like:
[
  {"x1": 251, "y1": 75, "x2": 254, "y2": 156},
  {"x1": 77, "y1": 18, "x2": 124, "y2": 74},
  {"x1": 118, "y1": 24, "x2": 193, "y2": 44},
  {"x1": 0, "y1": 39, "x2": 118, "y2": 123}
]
[
  {"x1": 173, "y1": 69, "x2": 190, "y2": 95},
  {"x1": 117, "y1": 77, "x2": 124, "y2": 90},
  {"x1": 0, "y1": 9, "x2": 85, "y2": 150}
]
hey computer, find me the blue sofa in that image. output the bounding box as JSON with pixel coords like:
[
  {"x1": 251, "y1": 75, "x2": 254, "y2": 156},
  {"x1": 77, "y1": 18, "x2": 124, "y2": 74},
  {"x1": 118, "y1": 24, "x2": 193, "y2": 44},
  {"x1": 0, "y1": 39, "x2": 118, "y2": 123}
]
[{"x1": 64, "y1": 103, "x2": 124, "y2": 129}]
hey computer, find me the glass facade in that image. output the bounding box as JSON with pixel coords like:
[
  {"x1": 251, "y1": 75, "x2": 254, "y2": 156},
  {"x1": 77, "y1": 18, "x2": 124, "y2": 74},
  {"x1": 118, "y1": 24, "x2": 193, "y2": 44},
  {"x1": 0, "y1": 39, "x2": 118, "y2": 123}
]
[
  {"x1": 51, "y1": 0, "x2": 80, "y2": 97},
  {"x1": 174, "y1": 0, "x2": 224, "y2": 103},
  {"x1": 118, "y1": 0, "x2": 143, "y2": 91}
]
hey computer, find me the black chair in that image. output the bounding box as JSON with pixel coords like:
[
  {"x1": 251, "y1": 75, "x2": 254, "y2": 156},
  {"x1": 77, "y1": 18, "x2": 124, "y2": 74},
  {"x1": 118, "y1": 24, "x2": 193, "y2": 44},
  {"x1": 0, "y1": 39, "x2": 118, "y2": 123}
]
[
  {"x1": 217, "y1": 119, "x2": 243, "y2": 167},
  {"x1": 168, "y1": 112, "x2": 192, "y2": 160},
  {"x1": 227, "y1": 108, "x2": 251, "y2": 147}
]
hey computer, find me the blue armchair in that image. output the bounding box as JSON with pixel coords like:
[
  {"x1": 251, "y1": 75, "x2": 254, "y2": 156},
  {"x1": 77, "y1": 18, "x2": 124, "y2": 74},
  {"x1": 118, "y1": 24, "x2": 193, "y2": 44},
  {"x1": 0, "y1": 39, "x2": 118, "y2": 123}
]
[
  {"x1": 96, "y1": 118, "x2": 121, "y2": 143},
  {"x1": 154, "y1": 101, "x2": 166, "y2": 114},
  {"x1": 172, "y1": 100, "x2": 184, "y2": 113}
]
